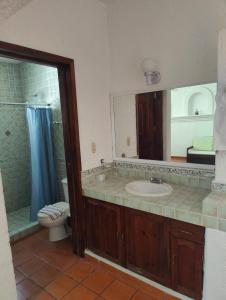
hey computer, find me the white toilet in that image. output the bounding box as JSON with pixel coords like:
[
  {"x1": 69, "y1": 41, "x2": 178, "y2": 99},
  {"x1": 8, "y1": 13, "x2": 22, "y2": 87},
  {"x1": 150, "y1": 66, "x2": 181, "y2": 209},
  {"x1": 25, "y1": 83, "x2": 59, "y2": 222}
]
[{"x1": 37, "y1": 178, "x2": 70, "y2": 242}]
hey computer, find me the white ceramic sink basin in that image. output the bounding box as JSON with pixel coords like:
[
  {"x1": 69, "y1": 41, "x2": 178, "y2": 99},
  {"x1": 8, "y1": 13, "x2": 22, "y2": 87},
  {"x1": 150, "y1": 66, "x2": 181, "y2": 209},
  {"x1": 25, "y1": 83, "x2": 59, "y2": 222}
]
[{"x1": 125, "y1": 180, "x2": 173, "y2": 197}]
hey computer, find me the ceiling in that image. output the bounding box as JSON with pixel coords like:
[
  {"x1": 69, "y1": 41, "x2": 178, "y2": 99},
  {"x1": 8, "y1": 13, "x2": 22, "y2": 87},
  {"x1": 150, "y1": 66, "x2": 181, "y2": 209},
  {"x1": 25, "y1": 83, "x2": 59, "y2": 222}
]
[{"x1": 0, "y1": 0, "x2": 32, "y2": 22}]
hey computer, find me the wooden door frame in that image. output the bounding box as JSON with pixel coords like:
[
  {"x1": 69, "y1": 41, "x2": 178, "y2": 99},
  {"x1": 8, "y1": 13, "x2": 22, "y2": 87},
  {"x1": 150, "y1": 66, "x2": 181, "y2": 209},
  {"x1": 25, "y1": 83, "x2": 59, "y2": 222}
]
[{"x1": 0, "y1": 41, "x2": 85, "y2": 256}]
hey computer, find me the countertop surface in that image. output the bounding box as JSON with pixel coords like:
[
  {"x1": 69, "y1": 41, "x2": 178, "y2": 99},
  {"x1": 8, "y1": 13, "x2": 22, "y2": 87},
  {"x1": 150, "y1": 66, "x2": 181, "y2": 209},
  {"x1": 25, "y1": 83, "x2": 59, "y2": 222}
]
[{"x1": 83, "y1": 175, "x2": 212, "y2": 227}]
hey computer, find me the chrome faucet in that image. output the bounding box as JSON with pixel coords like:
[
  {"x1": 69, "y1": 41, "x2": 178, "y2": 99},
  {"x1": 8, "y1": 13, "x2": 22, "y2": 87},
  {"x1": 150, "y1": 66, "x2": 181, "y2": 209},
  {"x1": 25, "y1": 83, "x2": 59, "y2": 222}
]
[{"x1": 150, "y1": 177, "x2": 163, "y2": 184}]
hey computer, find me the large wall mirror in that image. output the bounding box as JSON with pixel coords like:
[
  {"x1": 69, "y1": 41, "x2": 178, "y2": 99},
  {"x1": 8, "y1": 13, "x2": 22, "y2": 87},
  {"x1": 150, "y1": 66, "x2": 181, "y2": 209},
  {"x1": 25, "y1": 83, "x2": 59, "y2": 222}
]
[{"x1": 112, "y1": 82, "x2": 216, "y2": 165}]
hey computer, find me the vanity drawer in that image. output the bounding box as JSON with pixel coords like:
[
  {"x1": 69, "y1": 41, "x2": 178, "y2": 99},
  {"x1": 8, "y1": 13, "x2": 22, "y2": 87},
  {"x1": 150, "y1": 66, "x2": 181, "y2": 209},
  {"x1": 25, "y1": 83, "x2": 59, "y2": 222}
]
[{"x1": 171, "y1": 220, "x2": 205, "y2": 244}]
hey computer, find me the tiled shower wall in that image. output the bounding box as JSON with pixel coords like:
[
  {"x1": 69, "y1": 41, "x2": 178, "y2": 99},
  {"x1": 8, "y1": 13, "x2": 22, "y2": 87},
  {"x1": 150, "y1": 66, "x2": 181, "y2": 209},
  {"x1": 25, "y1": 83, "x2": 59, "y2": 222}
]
[
  {"x1": 0, "y1": 63, "x2": 23, "y2": 102},
  {"x1": 0, "y1": 62, "x2": 30, "y2": 213},
  {"x1": 0, "y1": 61, "x2": 66, "y2": 213}
]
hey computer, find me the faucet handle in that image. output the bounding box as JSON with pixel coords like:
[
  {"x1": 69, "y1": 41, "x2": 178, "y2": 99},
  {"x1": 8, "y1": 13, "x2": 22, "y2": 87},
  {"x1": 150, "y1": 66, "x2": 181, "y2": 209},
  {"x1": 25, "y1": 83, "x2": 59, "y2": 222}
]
[{"x1": 150, "y1": 177, "x2": 163, "y2": 184}]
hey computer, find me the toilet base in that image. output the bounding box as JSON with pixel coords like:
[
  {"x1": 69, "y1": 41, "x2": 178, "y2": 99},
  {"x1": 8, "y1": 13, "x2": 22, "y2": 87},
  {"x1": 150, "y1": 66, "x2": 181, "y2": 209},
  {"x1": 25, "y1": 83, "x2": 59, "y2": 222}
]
[{"x1": 49, "y1": 224, "x2": 70, "y2": 242}]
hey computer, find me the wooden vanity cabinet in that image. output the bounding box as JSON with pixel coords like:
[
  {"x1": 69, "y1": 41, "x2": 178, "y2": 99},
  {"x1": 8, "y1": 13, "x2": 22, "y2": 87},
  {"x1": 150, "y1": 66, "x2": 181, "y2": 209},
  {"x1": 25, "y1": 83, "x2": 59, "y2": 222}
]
[
  {"x1": 85, "y1": 197, "x2": 205, "y2": 299},
  {"x1": 171, "y1": 220, "x2": 205, "y2": 300},
  {"x1": 125, "y1": 208, "x2": 171, "y2": 286},
  {"x1": 86, "y1": 197, "x2": 125, "y2": 265}
]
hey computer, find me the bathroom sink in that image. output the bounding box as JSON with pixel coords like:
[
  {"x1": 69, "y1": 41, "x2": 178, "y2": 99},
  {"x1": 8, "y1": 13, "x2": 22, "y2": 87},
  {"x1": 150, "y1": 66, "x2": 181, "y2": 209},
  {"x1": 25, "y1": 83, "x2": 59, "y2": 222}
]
[{"x1": 125, "y1": 180, "x2": 173, "y2": 197}]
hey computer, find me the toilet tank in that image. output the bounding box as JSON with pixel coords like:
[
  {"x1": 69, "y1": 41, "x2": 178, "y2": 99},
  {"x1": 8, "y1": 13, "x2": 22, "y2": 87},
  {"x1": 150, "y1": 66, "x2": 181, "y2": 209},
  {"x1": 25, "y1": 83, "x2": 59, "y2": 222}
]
[{"x1": 61, "y1": 178, "x2": 69, "y2": 203}]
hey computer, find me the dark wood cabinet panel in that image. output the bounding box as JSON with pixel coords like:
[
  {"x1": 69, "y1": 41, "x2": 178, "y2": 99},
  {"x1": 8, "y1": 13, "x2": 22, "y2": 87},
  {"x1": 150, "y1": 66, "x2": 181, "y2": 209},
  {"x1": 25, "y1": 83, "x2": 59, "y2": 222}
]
[
  {"x1": 125, "y1": 208, "x2": 170, "y2": 286},
  {"x1": 171, "y1": 219, "x2": 205, "y2": 243},
  {"x1": 85, "y1": 198, "x2": 205, "y2": 299},
  {"x1": 86, "y1": 198, "x2": 124, "y2": 264},
  {"x1": 171, "y1": 221, "x2": 205, "y2": 300}
]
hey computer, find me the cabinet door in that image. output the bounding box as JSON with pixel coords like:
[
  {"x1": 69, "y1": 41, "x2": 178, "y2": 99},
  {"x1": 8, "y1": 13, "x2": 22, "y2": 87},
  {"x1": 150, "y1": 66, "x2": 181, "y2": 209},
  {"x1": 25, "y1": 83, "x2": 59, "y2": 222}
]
[
  {"x1": 125, "y1": 208, "x2": 170, "y2": 286},
  {"x1": 86, "y1": 198, "x2": 124, "y2": 264},
  {"x1": 171, "y1": 237, "x2": 204, "y2": 300}
]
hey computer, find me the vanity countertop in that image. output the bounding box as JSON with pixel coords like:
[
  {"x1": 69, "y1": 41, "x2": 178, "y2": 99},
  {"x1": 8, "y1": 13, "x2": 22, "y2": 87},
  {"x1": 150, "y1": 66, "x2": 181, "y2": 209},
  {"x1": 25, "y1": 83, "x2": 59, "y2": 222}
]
[{"x1": 83, "y1": 175, "x2": 213, "y2": 228}]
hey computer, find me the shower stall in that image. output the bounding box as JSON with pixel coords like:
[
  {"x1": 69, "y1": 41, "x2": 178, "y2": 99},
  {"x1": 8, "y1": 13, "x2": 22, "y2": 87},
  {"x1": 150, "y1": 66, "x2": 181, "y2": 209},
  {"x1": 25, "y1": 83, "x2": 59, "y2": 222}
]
[{"x1": 0, "y1": 59, "x2": 67, "y2": 240}]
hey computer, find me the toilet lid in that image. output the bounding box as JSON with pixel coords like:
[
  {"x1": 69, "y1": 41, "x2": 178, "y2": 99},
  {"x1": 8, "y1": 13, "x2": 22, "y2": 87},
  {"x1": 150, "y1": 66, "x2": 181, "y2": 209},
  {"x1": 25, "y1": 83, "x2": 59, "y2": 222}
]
[{"x1": 38, "y1": 202, "x2": 69, "y2": 219}]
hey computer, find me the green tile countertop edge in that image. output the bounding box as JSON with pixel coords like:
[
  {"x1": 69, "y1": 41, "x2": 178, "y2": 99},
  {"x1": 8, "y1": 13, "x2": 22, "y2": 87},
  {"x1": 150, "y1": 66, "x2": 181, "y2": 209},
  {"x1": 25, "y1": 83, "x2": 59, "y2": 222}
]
[{"x1": 82, "y1": 175, "x2": 226, "y2": 232}]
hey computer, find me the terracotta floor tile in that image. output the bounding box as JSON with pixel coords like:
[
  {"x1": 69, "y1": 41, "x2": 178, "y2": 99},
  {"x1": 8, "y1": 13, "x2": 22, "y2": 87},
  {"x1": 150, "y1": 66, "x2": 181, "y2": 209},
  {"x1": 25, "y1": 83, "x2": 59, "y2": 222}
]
[
  {"x1": 65, "y1": 260, "x2": 96, "y2": 282},
  {"x1": 18, "y1": 257, "x2": 46, "y2": 276},
  {"x1": 101, "y1": 280, "x2": 136, "y2": 300},
  {"x1": 30, "y1": 263, "x2": 60, "y2": 287},
  {"x1": 85, "y1": 255, "x2": 101, "y2": 264},
  {"x1": 45, "y1": 274, "x2": 78, "y2": 299},
  {"x1": 13, "y1": 231, "x2": 50, "y2": 254},
  {"x1": 62, "y1": 285, "x2": 97, "y2": 300},
  {"x1": 14, "y1": 269, "x2": 26, "y2": 284},
  {"x1": 132, "y1": 291, "x2": 156, "y2": 300},
  {"x1": 84, "y1": 255, "x2": 104, "y2": 270},
  {"x1": 13, "y1": 249, "x2": 34, "y2": 267},
  {"x1": 35, "y1": 243, "x2": 79, "y2": 270},
  {"x1": 12, "y1": 231, "x2": 175, "y2": 300},
  {"x1": 35, "y1": 229, "x2": 49, "y2": 242},
  {"x1": 83, "y1": 269, "x2": 115, "y2": 294},
  {"x1": 16, "y1": 278, "x2": 41, "y2": 299},
  {"x1": 136, "y1": 283, "x2": 165, "y2": 300},
  {"x1": 98, "y1": 262, "x2": 121, "y2": 276},
  {"x1": 11, "y1": 242, "x2": 26, "y2": 256},
  {"x1": 115, "y1": 271, "x2": 145, "y2": 289},
  {"x1": 29, "y1": 290, "x2": 55, "y2": 300},
  {"x1": 53, "y1": 237, "x2": 74, "y2": 252}
]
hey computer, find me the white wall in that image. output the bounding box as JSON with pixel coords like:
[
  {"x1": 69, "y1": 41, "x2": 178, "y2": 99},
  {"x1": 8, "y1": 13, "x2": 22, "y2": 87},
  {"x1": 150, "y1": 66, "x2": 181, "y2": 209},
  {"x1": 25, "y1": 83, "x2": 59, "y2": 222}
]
[
  {"x1": 216, "y1": 29, "x2": 226, "y2": 183},
  {"x1": 0, "y1": 0, "x2": 112, "y2": 171},
  {"x1": 113, "y1": 94, "x2": 137, "y2": 158},
  {"x1": 203, "y1": 229, "x2": 226, "y2": 300},
  {"x1": 0, "y1": 172, "x2": 16, "y2": 300},
  {"x1": 108, "y1": 0, "x2": 226, "y2": 94},
  {"x1": 171, "y1": 84, "x2": 216, "y2": 118}
]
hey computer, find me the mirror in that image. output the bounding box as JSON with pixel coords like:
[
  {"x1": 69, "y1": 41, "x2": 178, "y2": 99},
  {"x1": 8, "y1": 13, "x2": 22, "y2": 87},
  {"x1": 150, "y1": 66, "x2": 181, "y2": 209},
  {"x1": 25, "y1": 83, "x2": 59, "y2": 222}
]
[{"x1": 112, "y1": 83, "x2": 216, "y2": 165}]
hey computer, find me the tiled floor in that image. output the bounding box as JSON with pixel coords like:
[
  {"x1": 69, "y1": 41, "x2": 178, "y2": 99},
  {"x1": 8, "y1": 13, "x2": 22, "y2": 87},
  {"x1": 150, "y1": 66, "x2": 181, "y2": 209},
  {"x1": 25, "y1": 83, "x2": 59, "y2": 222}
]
[
  {"x1": 7, "y1": 206, "x2": 39, "y2": 240},
  {"x1": 12, "y1": 229, "x2": 180, "y2": 300}
]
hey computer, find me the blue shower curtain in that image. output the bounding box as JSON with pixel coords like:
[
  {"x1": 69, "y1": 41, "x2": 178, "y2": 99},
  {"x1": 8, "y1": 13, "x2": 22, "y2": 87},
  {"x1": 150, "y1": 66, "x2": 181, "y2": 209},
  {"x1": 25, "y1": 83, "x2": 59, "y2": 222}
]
[{"x1": 26, "y1": 107, "x2": 58, "y2": 221}]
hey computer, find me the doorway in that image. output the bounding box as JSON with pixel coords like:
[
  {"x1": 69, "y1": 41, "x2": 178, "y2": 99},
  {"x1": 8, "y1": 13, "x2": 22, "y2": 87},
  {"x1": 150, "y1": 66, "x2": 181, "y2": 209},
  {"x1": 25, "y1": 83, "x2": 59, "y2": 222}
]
[{"x1": 0, "y1": 41, "x2": 84, "y2": 256}]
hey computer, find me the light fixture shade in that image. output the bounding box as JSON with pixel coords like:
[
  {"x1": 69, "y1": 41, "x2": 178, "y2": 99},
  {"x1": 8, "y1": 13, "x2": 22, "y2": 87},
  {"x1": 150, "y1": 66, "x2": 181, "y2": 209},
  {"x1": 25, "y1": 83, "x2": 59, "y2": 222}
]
[
  {"x1": 141, "y1": 58, "x2": 160, "y2": 85},
  {"x1": 141, "y1": 58, "x2": 157, "y2": 73}
]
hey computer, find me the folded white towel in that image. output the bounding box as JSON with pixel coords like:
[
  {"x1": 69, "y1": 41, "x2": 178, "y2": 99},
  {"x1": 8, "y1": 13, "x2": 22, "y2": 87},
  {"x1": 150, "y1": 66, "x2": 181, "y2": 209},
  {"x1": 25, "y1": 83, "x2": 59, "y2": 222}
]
[
  {"x1": 40, "y1": 205, "x2": 64, "y2": 220},
  {"x1": 39, "y1": 210, "x2": 58, "y2": 220}
]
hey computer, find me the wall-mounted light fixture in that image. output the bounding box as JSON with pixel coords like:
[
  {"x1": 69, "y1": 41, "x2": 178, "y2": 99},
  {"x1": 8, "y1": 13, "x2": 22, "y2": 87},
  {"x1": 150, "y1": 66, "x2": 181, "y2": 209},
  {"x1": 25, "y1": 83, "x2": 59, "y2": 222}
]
[{"x1": 141, "y1": 58, "x2": 161, "y2": 85}]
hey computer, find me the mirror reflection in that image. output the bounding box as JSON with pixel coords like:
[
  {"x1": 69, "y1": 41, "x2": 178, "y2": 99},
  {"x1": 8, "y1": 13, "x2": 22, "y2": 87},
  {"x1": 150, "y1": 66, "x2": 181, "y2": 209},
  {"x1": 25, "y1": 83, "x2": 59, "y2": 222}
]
[{"x1": 113, "y1": 83, "x2": 216, "y2": 165}]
